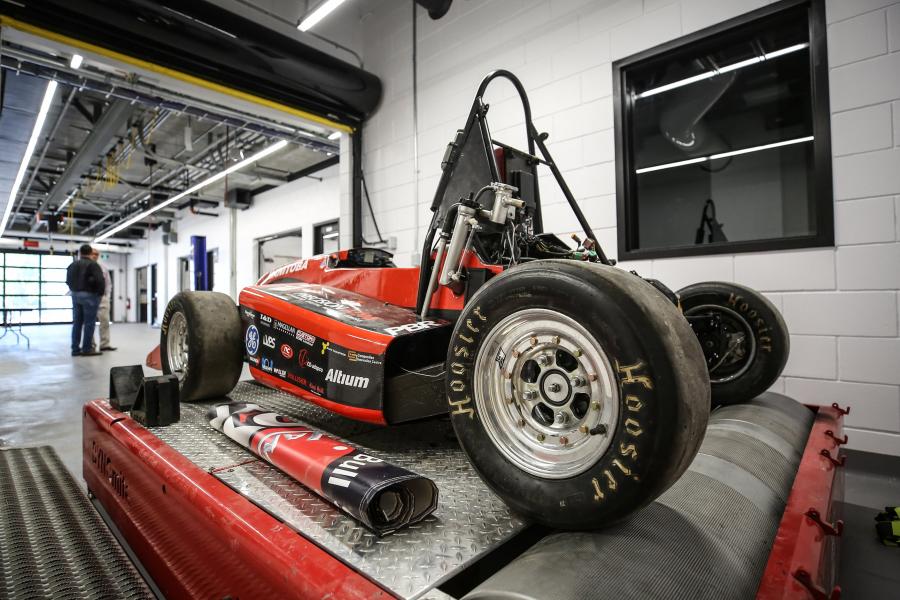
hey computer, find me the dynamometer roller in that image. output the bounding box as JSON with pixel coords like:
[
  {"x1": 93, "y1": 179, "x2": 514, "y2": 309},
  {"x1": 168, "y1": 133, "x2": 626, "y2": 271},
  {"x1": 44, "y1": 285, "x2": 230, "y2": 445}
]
[{"x1": 160, "y1": 70, "x2": 790, "y2": 528}]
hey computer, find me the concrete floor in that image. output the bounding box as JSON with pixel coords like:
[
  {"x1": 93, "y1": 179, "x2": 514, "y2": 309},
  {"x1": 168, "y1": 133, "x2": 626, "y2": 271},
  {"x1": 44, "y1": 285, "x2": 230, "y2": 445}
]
[{"x1": 0, "y1": 323, "x2": 159, "y2": 478}]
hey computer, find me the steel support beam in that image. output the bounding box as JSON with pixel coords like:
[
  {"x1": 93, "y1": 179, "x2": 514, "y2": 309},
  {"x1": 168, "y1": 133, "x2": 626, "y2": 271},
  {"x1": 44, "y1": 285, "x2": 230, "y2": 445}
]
[{"x1": 31, "y1": 100, "x2": 133, "y2": 231}]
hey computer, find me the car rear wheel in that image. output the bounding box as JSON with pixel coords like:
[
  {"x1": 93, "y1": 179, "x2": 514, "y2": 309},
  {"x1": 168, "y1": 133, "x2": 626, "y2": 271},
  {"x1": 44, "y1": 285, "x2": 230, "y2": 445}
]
[
  {"x1": 678, "y1": 281, "x2": 789, "y2": 406},
  {"x1": 447, "y1": 260, "x2": 710, "y2": 529},
  {"x1": 160, "y1": 291, "x2": 243, "y2": 402}
]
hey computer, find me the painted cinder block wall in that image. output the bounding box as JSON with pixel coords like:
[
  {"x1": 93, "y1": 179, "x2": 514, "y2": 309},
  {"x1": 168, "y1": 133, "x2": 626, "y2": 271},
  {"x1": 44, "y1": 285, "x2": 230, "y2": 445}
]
[{"x1": 346, "y1": 0, "x2": 900, "y2": 455}]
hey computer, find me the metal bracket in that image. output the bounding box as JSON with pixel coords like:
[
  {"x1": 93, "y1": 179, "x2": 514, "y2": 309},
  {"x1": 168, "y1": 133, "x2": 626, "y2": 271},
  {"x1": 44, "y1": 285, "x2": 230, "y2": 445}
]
[
  {"x1": 820, "y1": 448, "x2": 846, "y2": 468},
  {"x1": 830, "y1": 402, "x2": 850, "y2": 416},
  {"x1": 805, "y1": 509, "x2": 844, "y2": 537},
  {"x1": 793, "y1": 569, "x2": 841, "y2": 600},
  {"x1": 825, "y1": 430, "x2": 848, "y2": 446}
]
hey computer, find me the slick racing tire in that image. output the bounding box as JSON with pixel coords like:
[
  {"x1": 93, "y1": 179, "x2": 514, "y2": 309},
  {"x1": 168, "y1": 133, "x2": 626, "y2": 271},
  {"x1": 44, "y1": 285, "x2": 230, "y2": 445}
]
[
  {"x1": 678, "y1": 281, "x2": 789, "y2": 406},
  {"x1": 160, "y1": 291, "x2": 243, "y2": 402},
  {"x1": 446, "y1": 260, "x2": 710, "y2": 529}
]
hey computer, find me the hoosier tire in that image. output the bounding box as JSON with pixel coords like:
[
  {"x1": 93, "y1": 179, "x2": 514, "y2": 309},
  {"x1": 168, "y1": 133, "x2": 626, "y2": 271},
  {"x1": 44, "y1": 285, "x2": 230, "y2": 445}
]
[
  {"x1": 160, "y1": 291, "x2": 243, "y2": 402},
  {"x1": 446, "y1": 260, "x2": 710, "y2": 529},
  {"x1": 678, "y1": 281, "x2": 789, "y2": 406}
]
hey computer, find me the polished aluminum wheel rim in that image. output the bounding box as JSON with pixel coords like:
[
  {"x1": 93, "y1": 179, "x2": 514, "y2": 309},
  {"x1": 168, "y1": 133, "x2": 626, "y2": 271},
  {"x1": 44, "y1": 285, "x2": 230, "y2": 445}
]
[
  {"x1": 473, "y1": 308, "x2": 619, "y2": 479},
  {"x1": 166, "y1": 311, "x2": 189, "y2": 382}
]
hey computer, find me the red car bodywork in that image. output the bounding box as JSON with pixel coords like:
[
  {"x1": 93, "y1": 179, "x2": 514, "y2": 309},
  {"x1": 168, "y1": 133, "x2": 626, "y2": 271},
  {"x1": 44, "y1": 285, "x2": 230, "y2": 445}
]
[{"x1": 237, "y1": 249, "x2": 501, "y2": 425}]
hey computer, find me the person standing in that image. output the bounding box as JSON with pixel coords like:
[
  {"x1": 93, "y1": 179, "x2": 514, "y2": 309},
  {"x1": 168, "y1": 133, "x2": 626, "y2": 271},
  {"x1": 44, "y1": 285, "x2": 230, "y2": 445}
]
[
  {"x1": 90, "y1": 248, "x2": 116, "y2": 352},
  {"x1": 66, "y1": 244, "x2": 105, "y2": 356}
]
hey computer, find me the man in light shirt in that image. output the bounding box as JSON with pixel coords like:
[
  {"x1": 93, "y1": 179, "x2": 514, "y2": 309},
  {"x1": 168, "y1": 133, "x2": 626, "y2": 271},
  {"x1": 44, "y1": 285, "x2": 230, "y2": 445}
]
[{"x1": 91, "y1": 249, "x2": 116, "y2": 352}]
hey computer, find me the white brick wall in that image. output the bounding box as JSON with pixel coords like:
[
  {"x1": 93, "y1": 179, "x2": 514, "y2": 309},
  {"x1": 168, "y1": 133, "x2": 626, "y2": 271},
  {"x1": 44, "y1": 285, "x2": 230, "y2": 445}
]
[{"x1": 344, "y1": 0, "x2": 900, "y2": 455}]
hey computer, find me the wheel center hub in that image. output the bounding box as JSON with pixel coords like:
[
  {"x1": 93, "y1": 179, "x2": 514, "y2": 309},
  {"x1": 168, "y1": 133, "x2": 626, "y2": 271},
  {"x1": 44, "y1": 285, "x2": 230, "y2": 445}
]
[{"x1": 539, "y1": 369, "x2": 571, "y2": 406}]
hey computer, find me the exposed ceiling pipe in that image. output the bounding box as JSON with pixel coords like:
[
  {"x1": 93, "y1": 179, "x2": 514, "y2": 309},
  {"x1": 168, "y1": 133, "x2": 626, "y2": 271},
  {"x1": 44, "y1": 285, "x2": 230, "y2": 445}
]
[{"x1": 30, "y1": 99, "x2": 134, "y2": 231}]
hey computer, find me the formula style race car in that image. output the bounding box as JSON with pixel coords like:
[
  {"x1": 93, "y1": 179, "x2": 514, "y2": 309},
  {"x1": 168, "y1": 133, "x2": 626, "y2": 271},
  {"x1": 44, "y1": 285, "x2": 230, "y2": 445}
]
[{"x1": 160, "y1": 71, "x2": 789, "y2": 529}]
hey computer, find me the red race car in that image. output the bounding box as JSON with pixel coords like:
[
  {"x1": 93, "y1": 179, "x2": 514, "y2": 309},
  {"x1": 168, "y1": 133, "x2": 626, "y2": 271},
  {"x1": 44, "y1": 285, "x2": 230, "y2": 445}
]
[{"x1": 159, "y1": 71, "x2": 789, "y2": 529}]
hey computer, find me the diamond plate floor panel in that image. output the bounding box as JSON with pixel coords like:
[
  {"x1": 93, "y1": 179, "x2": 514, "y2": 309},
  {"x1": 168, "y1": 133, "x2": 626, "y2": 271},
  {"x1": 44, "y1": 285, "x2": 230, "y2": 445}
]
[
  {"x1": 150, "y1": 381, "x2": 527, "y2": 600},
  {"x1": 0, "y1": 446, "x2": 153, "y2": 600}
]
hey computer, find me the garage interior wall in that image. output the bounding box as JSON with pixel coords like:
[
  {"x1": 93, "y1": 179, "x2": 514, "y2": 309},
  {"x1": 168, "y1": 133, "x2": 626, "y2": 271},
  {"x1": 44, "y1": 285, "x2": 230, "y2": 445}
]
[
  {"x1": 321, "y1": 0, "x2": 898, "y2": 456},
  {"x1": 126, "y1": 163, "x2": 341, "y2": 322}
]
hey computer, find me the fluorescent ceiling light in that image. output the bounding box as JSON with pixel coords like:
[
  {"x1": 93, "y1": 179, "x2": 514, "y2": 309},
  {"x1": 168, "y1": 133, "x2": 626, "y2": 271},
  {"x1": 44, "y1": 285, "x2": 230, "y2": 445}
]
[
  {"x1": 321, "y1": 231, "x2": 340, "y2": 239},
  {"x1": 636, "y1": 43, "x2": 809, "y2": 99},
  {"x1": 327, "y1": 131, "x2": 341, "y2": 140},
  {"x1": 298, "y1": 0, "x2": 347, "y2": 32},
  {"x1": 95, "y1": 139, "x2": 289, "y2": 242},
  {"x1": 1, "y1": 80, "x2": 59, "y2": 237},
  {"x1": 635, "y1": 135, "x2": 814, "y2": 174},
  {"x1": 69, "y1": 54, "x2": 84, "y2": 69}
]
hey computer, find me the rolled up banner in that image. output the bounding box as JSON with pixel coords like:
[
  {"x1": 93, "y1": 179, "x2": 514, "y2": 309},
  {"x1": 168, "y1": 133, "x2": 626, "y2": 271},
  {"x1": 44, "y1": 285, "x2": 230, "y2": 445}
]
[{"x1": 208, "y1": 402, "x2": 438, "y2": 535}]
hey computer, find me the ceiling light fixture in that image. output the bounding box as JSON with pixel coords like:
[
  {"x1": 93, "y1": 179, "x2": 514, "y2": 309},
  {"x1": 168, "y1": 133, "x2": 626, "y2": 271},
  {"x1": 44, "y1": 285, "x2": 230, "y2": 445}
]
[
  {"x1": 298, "y1": 0, "x2": 347, "y2": 32},
  {"x1": 69, "y1": 54, "x2": 84, "y2": 69},
  {"x1": 636, "y1": 43, "x2": 809, "y2": 99},
  {"x1": 1, "y1": 80, "x2": 59, "y2": 237},
  {"x1": 327, "y1": 131, "x2": 342, "y2": 140},
  {"x1": 57, "y1": 189, "x2": 77, "y2": 212},
  {"x1": 635, "y1": 135, "x2": 814, "y2": 174},
  {"x1": 95, "y1": 139, "x2": 289, "y2": 242}
]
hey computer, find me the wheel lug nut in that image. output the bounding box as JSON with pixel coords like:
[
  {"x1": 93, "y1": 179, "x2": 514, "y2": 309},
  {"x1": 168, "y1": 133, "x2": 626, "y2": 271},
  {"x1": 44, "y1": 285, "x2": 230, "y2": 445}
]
[
  {"x1": 579, "y1": 425, "x2": 589, "y2": 434},
  {"x1": 559, "y1": 436, "x2": 569, "y2": 445},
  {"x1": 553, "y1": 335, "x2": 560, "y2": 344},
  {"x1": 523, "y1": 390, "x2": 538, "y2": 401},
  {"x1": 548, "y1": 382, "x2": 561, "y2": 393},
  {"x1": 573, "y1": 348, "x2": 583, "y2": 357},
  {"x1": 554, "y1": 412, "x2": 568, "y2": 425},
  {"x1": 571, "y1": 376, "x2": 585, "y2": 387},
  {"x1": 537, "y1": 354, "x2": 551, "y2": 367},
  {"x1": 588, "y1": 373, "x2": 598, "y2": 382},
  {"x1": 536, "y1": 433, "x2": 545, "y2": 442},
  {"x1": 591, "y1": 402, "x2": 601, "y2": 411},
  {"x1": 517, "y1": 418, "x2": 526, "y2": 427},
  {"x1": 530, "y1": 336, "x2": 538, "y2": 347}
]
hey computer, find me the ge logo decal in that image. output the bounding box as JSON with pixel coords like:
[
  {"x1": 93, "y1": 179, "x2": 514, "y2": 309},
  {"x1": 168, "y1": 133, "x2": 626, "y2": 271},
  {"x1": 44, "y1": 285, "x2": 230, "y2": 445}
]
[{"x1": 245, "y1": 325, "x2": 260, "y2": 356}]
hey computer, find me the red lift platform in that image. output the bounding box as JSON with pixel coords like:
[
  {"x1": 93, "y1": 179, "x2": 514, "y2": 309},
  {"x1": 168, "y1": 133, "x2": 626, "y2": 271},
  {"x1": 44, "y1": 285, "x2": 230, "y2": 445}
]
[{"x1": 83, "y1": 383, "x2": 845, "y2": 600}]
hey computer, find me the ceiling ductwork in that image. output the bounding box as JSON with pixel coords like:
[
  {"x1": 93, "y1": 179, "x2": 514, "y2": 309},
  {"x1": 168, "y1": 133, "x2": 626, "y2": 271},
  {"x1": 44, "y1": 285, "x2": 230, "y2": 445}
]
[{"x1": 0, "y1": 0, "x2": 383, "y2": 128}]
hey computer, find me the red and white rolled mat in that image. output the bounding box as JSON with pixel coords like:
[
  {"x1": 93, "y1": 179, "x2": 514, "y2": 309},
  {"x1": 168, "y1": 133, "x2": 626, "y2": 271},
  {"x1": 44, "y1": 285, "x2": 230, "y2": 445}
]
[{"x1": 208, "y1": 402, "x2": 438, "y2": 535}]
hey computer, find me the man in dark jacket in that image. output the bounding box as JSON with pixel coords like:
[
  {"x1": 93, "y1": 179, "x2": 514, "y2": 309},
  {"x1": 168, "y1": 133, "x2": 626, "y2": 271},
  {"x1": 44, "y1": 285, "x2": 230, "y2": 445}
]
[{"x1": 66, "y1": 244, "x2": 105, "y2": 356}]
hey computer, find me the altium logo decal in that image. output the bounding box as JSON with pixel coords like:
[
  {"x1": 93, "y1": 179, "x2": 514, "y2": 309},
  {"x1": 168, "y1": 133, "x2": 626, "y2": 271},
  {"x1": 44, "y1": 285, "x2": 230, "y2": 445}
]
[{"x1": 325, "y1": 369, "x2": 369, "y2": 389}]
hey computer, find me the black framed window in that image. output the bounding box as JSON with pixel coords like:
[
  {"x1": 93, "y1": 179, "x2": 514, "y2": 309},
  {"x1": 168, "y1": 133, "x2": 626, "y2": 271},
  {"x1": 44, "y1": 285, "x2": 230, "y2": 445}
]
[
  {"x1": 1, "y1": 251, "x2": 75, "y2": 324},
  {"x1": 613, "y1": 0, "x2": 832, "y2": 260},
  {"x1": 314, "y1": 221, "x2": 340, "y2": 255}
]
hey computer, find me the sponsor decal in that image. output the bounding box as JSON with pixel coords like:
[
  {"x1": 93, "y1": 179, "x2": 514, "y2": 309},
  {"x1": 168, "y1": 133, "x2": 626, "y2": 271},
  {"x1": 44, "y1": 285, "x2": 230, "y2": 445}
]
[
  {"x1": 262, "y1": 334, "x2": 277, "y2": 349},
  {"x1": 260, "y1": 313, "x2": 272, "y2": 326},
  {"x1": 320, "y1": 341, "x2": 330, "y2": 355},
  {"x1": 242, "y1": 307, "x2": 256, "y2": 320},
  {"x1": 261, "y1": 357, "x2": 274, "y2": 372},
  {"x1": 298, "y1": 349, "x2": 325, "y2": 373},
  {"x1": 274, "y1": 320, "x2": 296, "y2": 337},
  {"x1": 385, "y1": 320, "x2": 442, "y2": 336},
  {"x1": 347, "y1": 350, "x2": 380, "y2": 365},
  {"x1": 273, "y1": 367, "x2": 287, "y2": 377},
  {"x1": 295, "y1": 329, "x2": 315, "y2": 346},
  {"x1": 247, "y1": 356, "x2": 260, "y2": 365},
  {"x1": 291, "y1": 291, "x2": 352, "y2": 313},
  {"x1": 263, "y1": 259, "x2": 309, "y2": 282},
  {"x1": 245, "y1": 325, "x2": 260, "y2": 356},
  {"x1": 325, "y1": 368, "x2": 369, "y2": 389},
  {"x1": 280, "y1": 344, "x2": 294, "y2": 359}
]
